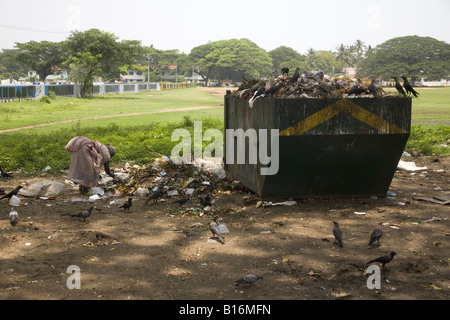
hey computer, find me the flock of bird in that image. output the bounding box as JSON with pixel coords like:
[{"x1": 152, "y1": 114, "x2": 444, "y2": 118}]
[
  {"x1": 2, "y1": 171, "x2": 397, "y2": 288},
  {"x1": 233, "y1": 68, "x2": 419, "y2": 107}
]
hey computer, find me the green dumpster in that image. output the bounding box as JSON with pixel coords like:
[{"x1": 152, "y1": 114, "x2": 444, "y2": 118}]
[{"x1": 224, "y1": 95, "x2": 411, "y2": 199}]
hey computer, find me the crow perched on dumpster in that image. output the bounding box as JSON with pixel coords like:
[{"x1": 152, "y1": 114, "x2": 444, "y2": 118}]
[
  {"x1": 281, "y1": 67, "x2": 289, "y2": 76},
  {"x1": 368, "y1": 228, "x2": 383, "y2": 246},
  {"x1": 0, "y1": 186, "x2": 22, "y2": 200},
  {"x1": 401, "y1": 77, "x2": 420, "y2": 97},
  {"x1": 392, "y1": 77, "x2": 406, "y2": 96},
  {"x1": 288, "y1": 67, "x2": 301, "y2": 85},
  {"x1": 333, "y1": 221, "x2": 344, "y2": 248},
  {"x1": 368, "y1": 79, "x2": 378, "y2": 97},
  {"x1": 367, "y1": 251, "x2": 397, "y2": 268}
]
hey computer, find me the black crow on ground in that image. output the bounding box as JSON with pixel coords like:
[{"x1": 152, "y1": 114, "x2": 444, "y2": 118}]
[
  {"x1": 368, "y1": 228, "x2": 383, "y2": 246},
  {"x1": 367, "y1": 251, "x2": 397, "y2": 268},
  {"x1": 333, "y1": 221, "x2": 343, "y2": 248},
  {"x1": 145, "y1": 188, "x2": 163, "y2": 204},
  {"x1": 0, "y1": 186, "x2": 22, "y2": 200},
  {"x1": 119, "y1": 198, "x2": 133, "y2": 212}
]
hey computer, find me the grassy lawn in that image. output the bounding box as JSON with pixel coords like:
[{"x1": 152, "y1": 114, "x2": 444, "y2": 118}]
[
  {"x1": 0, "y1": 87, "x2": 224, "y2": 131},
  {"x1": 0, "y1": 86, "x2": 448, "y2": 173}
]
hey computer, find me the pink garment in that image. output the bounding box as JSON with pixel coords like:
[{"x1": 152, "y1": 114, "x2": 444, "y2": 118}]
[{"x1": 65, "y1": 136, "x2": 111, "y2": 188}]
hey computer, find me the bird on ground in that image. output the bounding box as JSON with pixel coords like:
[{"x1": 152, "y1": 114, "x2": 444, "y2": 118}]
[
  {"x1": 198, "y1": 193, "x2": 213, "y2": 207},
  {"x1": 119, "y1": 198, "x2": 133, "y2": 212},
  {"x1": 401, "y1": 77, "x2": 420, "y2": 97},
  {"x1": 209, "y1": 217, "x2": 225, "y2": 244},
  {"x1": 288, "y1": 67, "x2": 301, "y2": 85},
  {"x1": 392, "y1": 77, "x2": 406, "y2": 96},
  {"x1": 145, "y1": 188, "x2": 162, "y2": 204},
  {"x1": 368, "y1": 79, "x2": 378, "y2": 97},
  {"x1": 9, "y1": 208, "x2": 18, "y2": 226},
  {"x1": 70, "y1": 206, "x2": 94, "y2": 223},
  {"x1": 367, "y1": 251, "x2": 397, "y2": 268},
  {"x1": 0, "y1": 186, "x2": 22, "y2": 200},
  {"x1": 235, "y1": 274, "x2": 263, "y2": 286},
  {"x1": 0, "y1": 168, "x2": 13, "y2": 180},
  {"x1": 281, "y1": 67, "x2": 289, "y2": 76},
  {"x1": 333, "y1": 221, "x2": 343, "y2": 248},
  {"x1": 172, "y1": 197, "x2": 190, "y2": 207},
  {"x1": 368, "y1": 228, "x2": 383, "y2": 246}
]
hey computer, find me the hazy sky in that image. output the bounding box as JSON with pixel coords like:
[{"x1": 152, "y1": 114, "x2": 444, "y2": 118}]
[{"x1": 1, "y1": 0, "x2": 449, "y2": 54}]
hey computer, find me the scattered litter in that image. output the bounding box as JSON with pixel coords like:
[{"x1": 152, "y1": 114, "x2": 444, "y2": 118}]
[
  {"x1": 397, "y1": 160, "x2": 428, "y2": 171},
  {"x1": 390, "y1": 225, "x2": 400, "y2": 230},
  {"x1": 413, "y1": 196, "x2": 450, "y2": 205},
  {"x1": 25, "y1": 243, "x2": 31, "y2": 246},
  {"x1": 9, "y1": 195, "x2": 22, "y2": 207},
  {"x1": 395, "y1": 202, "x2": 406, "y2": 206},
  {"x1": 42, "y1": 166, "x2": 51, "y2": 172},
  {"x1": 260, "y1": 230, "x2": 272, "y2": 234},
  {"x1": 88, "y1": 194, "x2": 101, "y2": 201},
  {"x1": 18, "y1": 180, "x2": 66, "y2": 198},
  {"x1": 167, "y1": 190, "x2": 179, "y2": 197},
  {"x1": 91, "y1": 187, "x2": 104, "y2": 195},
  {"x1": 432, "y1": 242, "x2": 444, "y2": 247},
  {"x1": 354, "y1": 211, "x2": 366, "y2": 215},
  {"x1": 421, "y1": 217, "x2": 446, "y2": 223},
  {"x1": 134, "y1": 187, "x2": 150, "y2": 197},
  {"x1": 262, "y1": 201, "x2": 296, "y2": 207},
  {"x1": 387, "y1": 191, "x2": 397, "y2": 197}
]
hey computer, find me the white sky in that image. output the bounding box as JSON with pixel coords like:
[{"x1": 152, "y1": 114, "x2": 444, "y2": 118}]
[{"x1": 1, "y1": 0, "x2": 449, "y2": 55}]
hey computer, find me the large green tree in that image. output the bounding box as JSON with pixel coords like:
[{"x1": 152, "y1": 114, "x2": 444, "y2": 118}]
[
  {"x1": 65, "y1": 29, "x2": 143, "y2": 82},
  {"x1": 9, "y1": 41, "x2": 67, "y2": 81},
  {"x1": 357, "y1": 36, "x2": 450, "y2": 81},
  {"x1": 63, "y1": 52, "x2": 101, "y2": 97},
  {"x1": 188, "y1": 39, "x2": 272, "y2": 85},
  {"x1": 0, "y1": 49, "x2": 28, "y2": 80}
]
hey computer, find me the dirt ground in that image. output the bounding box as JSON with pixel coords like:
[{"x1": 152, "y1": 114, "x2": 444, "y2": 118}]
[{"x1": 0, "y1": 155, "x2": 449, "y2": 301}]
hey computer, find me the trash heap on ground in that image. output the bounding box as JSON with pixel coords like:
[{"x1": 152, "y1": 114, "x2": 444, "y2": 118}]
[
  {"x1": 231, "y1": 69, "x2": 395, "y2": 104},
  {"x1": 65, "y1": 156, "x2": 249, "y2": 212}
]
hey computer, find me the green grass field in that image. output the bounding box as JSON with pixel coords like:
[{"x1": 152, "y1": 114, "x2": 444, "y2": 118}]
[{"x1": 0, "y1": 86, "x2": 448, "y2": 173}]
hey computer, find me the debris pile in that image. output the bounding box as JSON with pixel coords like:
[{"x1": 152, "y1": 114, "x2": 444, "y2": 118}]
[
  {"x1": 71, "y1": 157, "x2": 248, "y2": 207},
  {"x1": 231, "y1": 69, "x2": 398, "y2": 104}
]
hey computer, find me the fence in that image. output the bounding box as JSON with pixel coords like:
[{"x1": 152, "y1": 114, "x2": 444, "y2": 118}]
[{"x1": 0, "y1": 82, "x2": 193, "y2": 102}]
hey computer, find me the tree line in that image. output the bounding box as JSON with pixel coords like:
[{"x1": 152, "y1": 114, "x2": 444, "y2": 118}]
[{"x1": 0, "y1": 29, "x2": 449, "y2": 97}]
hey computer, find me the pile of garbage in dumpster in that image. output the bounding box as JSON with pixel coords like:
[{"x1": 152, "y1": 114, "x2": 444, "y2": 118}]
[{"x1": 231, "y1": 69, "x2": 396, "y2": 104}]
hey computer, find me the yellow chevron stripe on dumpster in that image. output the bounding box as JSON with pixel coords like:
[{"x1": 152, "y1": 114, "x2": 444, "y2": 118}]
[{"x1": 279, "y1": 99, "x2": 409, "y2": 136}]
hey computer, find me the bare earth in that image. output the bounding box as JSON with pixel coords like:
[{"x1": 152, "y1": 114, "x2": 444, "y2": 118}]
[{"x1": 0, "y1": 155, "x2": 449, "y2": 301}]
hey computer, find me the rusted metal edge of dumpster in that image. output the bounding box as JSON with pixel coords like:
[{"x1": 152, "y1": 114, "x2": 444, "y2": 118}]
[{"x1": 224, "y1": 94, "x2": 412, "y2": 199}]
